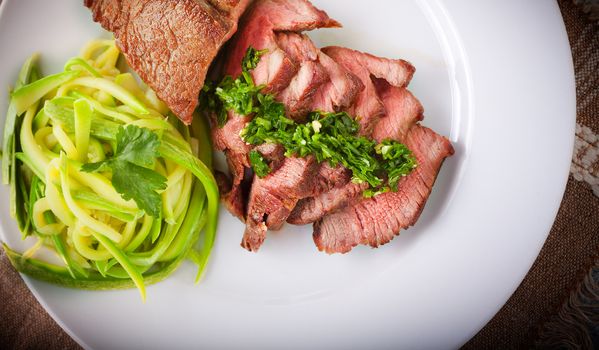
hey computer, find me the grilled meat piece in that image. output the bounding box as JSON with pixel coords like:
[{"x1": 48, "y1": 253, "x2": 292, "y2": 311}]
[
  {"x1": 313, "y1": 125, "x2": 454, "y2": 254},
  {"x1": 212, "y1": 0, "x2": 338, "y2": 226},
  {"x1": 84, "y1": 0, "x2": 251, "y2": 124},
  {"x1": 289, "y1": 49, "x2": 421, "y2": 225}
]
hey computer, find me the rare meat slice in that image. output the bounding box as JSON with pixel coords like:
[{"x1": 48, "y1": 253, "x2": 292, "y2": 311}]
[
  {"x1": 292, "y1": 49, "x2": 365, "y2": 202},
  {"x1": 84, "y1": 0, "x2": 251, "y2": 124},
  {"x1": 323, "y1": 46, "x2": 416, "y2": 88},
  {"x1": 209, "y1": 110, "x2": 252, "y2": 220},
  {"x1": 219, "y1": 150, "x2": 249, "y2": 220},
  {"x1": 288, "y1": 180, "x2": 367, "y2": 225},
  {"x1": 240, "y1": 35, "x2": 367, "y2": 246},
  {"x1": 254, "y1": 143, "x2": 286, "y2": 172},
  {"x1": 213, "y1": 0, "x2": 338, "y2": 221},
  {"x1": 313, "y1": 125, "x2": 454, "y2": 254},
  {"x1": 273, "y1": 36, "x2": 364, "y2": 209},
  {"x1": 213, "y1": 0, "x2": 339, "y2": 154},
  {"x1": 276, "y1": 45, "x2": 366, "y2": 224},
  {"x1": 213, "y1": 0, "x2": 338, "y2": 160},
  {"x1": 276, "y1": 33, "x2": 329, "y2": 120},
  {"x1": 321, "y1": 46, "x2": 415, "y2": 135},
  {"x1": 223, "y1": 0, "x2": 339, "y2": 88},
  {"x1": 311, "y1": 163, "x2": 352, "y2": 194},
  {"x1": 311, "y1": 51, "x2": 364, "y2": 113},
  {"x1": 289, "y1": 71, "x2": 423, "y2": 225},
  {"x1": 242, "y1": 157, "x2": 318, "y2": 251},
  {"x1": 372, "y1": 79, "x2": 424, "y2": 142}
]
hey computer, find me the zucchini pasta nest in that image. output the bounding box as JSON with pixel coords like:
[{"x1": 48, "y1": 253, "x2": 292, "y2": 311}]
[{"x1": 2, "y1": 40, "x2": 219, "y2": 300}]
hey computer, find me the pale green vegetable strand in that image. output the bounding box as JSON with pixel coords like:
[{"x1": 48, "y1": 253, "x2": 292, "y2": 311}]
[{"x1": 1, "y1": 39, "x2": 219, "y2": 300}]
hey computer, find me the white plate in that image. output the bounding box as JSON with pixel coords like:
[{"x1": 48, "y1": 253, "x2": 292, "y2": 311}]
[{"x1": 0, "y1": 0, "x2": 574, "y2": 348}]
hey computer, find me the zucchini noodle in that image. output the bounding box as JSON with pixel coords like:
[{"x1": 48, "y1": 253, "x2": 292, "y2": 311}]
[{"x1": 2, "y1": 40, "x2": 219, "y2": 301}]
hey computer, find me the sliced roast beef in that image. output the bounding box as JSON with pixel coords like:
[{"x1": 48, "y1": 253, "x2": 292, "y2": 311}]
[
  {"x1": 240, "y1": 41, "x2": 369, "y2": 251},
  {"x1": 288, "y1": 180, "x2": 368, "y2": 225},
  {"x1": 219, "y1": 150, "x2": 249, "y2": 220},
  {"x1": 313, "y1": 125, "x2": 454, "y2": 254},
  {"x1": 276, "y1": 33, "x2": 329, "y2": 120},
  {"x1": 240, "y1": 36, "x2": 374, "y2": 251},
  {"x1": 289, "y1": 48, "x2": 418, "y2": 224},
  {"x1": 323, "y1": 46, "x2": 416, "y2": 88},
  {"x1": 213, "y1": 0, "x2": 339, "y2": 222},
  {"x1": 271, "y1": 38, "x2": 365, "y2": 204},
  {"x1": 288, "y1": 50, "x2": 421, "y2": 225},
  {"x1": 254, "y1": 143, "x2": 286, "y2": 172},
  {"x1": 242, "y1": 157, "x2": 318, "y2": 251},
  {"x1": 288, "y1": 82, "x2": 424, "y2": 225},
  {"x1": 277, "y1": 47, "x2": 368, "y2": 226},
  {"x1": 372, "y1": 79, "x2": 424, "y2": 142},
  {"x1": 213, "y1": 0, "x2": 339, "y2": 157},
  {"x1": 85, "y1": 0, "x2": 251, "y2": 124},
  {"x1": 321, "y1": 46, "x2": 415, "y2": 135},
  {"x1": 311, "y1": 51, "x2": 365, "y2": 113},
  {"x1": 311, "y1": 163, "x2": 352, "y2": 194},
  {"x1": 223, "y1": 0, "x2": 339, "y2": 87}
]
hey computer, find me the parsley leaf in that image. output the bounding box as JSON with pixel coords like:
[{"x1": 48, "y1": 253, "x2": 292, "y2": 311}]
[
  {"x1": 215, "y1": 76, "x2": 263, "y2": 118},
  {"x1": 376, "y1": 140, "x2": 417, "y2": 191},
  {"x1": 81, "y1": 125, "x2": 167, "y2": 217},
  {"x1": 111, "y1": 162, "x2": 166, "y2": 217},
  {"x1": 241, "y1": 47, "x2": 268, "y2": 71},
  {"x1": 200, "y1": 47, "x2": 267, "y2": 127},
  {"x1": 113, "y1": 124, "x2": 161, "y2": 167},
  {"x1": 249, "y1": 150, "x2": 271, "y2": 178}
]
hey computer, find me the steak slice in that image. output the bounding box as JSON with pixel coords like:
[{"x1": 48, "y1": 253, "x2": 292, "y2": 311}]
[
  {"x1": 288, "y1": 53, "x2": 422, "y2": 225},
  {"x1": 254, "y1": 143, "x2": 286, "y2": 172},
  {"x1": 372, "y1": 78, "x2": 424, "y2": 143},
  {"x1": 313, "y1": 125, "x2": 454, "y2": 254},
  {"x1": 321, "y1": 46, "x2": 415, "y2": 136},
  {"x1": 223, "y1": 0, "x2": 339, "y2": 89},
  {"x1": 311, "y1": 50, "x2": 364, "y2": 113},
  {"x1": 240, "y1": 34, "x2": 368, "y2": 249},
  {"x1": 276, "y1": 33, "x2": 329, "y2": 121},
  {"x1": 213, "y1": 0, "x2": 338, "y2": 222},
  {"x1": 274, "y1": 37, "x2": 364, "y2": 205},
  {"x1": 276, "y1": 45, "x2": 365, "y2": 224},
  {"x1": 323, "y1": 46, "x2": 416, "y2": 88},
  {"x1": 242, "y1": 156, "x2": 318, "y2": 251},
  {"x1": 84, "y1": 0, "x2": 251, "y2": 124},
  {"x1": 311, "y1": 163, "x2": 352, "y2": 194},
  {"x1": 288, "y1": 180, "x2": 368, "y2": 225},
  {"x1": 209, "y1": 110, "x2": 252, "y2": 220},
  {"x1": 219, "y1": 150, "x2": 249, "y2": 220}
]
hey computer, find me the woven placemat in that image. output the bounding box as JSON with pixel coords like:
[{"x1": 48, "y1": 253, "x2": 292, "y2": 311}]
[{"x1": 1, "y1": 1, "x2": 597, "y2": 349}]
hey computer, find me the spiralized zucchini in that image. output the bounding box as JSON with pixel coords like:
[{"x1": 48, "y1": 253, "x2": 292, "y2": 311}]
[{"x1": 1, "y1": 40, "x2": 219, "y2": 301}]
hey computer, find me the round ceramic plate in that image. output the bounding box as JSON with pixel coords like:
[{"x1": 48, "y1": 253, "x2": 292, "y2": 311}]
[{"x1": 0, "y1": 0, "x2": 575, "y2": 348}]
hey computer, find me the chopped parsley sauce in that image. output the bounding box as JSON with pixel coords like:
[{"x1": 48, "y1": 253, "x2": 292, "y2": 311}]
[{"x1": 202, "y1": 48, "x2": 417, "y2": 197}]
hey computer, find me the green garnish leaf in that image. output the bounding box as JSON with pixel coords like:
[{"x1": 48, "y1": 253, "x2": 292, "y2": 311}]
[
  {"x1": 215, "y1": 76, "x2": 263, "y2": 119},
  {"x1": 249, "y1": 150, "x2": 271, "y2": 178},
  {"x1": 241, "y1": 47, "x2": 268, "y2": 72},
  {"x1": 82, "y1": 125, "x2": 166, "y2": 217},
  {"x1": 113, "y1": 123, "x2": 161, "y2": 167},
  {"x1": 200, "y1": 48, "x2": 267, "y2": 127},
  {"x1": 110, "y1": 162, "x2": 166, "y2": 217},
  {"x1": 376, "y1": 140, "x2": 417, "y2": 191}
]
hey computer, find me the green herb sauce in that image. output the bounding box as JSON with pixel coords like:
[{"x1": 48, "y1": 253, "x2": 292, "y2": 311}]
[{"x1": 202, "y1": 48, "x2": 417, "y2": 196}]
